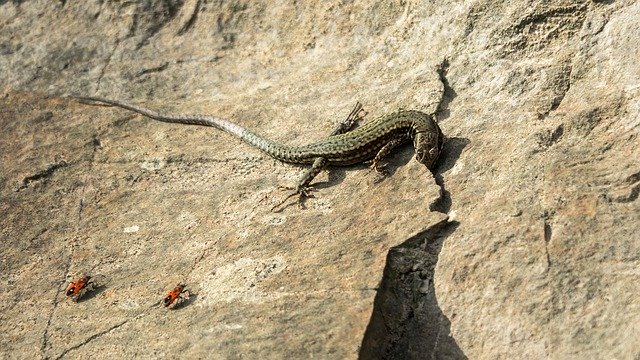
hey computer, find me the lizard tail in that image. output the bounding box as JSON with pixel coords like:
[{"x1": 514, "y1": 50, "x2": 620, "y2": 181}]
[{"x1": 74, "y1": 96, "x2": 302, "y2": 163}]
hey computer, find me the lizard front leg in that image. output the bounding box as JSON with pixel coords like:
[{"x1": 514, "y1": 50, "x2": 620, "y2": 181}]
[{"x1": 370, "y1": 136, "x2": 411, "y2": 175}]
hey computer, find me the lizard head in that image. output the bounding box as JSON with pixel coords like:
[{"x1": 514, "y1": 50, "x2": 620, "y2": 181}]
[{"x1": 413, "y1": 114, "x2": 444, "y2": 170}]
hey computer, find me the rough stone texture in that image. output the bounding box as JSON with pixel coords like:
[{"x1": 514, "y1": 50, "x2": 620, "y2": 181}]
[{"x1": 0, "y1": 1, "x2": 638, "y2": 359}]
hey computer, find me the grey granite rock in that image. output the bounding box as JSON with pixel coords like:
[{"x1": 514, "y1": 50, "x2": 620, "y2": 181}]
[{"x1": 1, "y1": 1, "x2": 638, "y2": 359}]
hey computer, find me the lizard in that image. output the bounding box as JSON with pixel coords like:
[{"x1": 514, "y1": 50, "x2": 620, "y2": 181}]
[{"x1": 75, "y1": 96, "x2": 444, "y2": 207}]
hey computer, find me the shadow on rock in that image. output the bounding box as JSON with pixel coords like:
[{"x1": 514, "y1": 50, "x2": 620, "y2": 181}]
[
  {"x1": 170, "y1": 293, "x2": 198, "y2": 310},
  {"x1": 436, "y1": 136, "x2": 469, "y2": 174},
  {"x1": 431, "y1": 136, "x2": 470, "y2": 214},
  {"x1": 359, "y1": 219, "x2": 466, "y2": 360},
  {"x1": 75, "y1": 284, "x2": 107, "y2": 303}
]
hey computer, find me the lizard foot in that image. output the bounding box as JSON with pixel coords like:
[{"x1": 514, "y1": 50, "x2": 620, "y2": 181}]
[
  {"x1": 270, "y1": 185, "x2": 316, "y2": 212},
  {"x1": 365, "y1": 159, "x2": 389, "y2": 175},
  {"x1": 365, "y1": 160, "x2": 389, "y2": 183}
]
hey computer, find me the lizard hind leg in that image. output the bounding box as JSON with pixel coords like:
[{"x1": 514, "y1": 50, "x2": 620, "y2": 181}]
[{"x1": 271, "y1": 157, "x2": 327, "y2": 211}]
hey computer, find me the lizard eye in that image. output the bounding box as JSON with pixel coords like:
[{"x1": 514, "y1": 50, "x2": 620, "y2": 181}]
[
  {"x1": 163, "y1": 296, "x2": 172, "y2": 306},
  {"x1": 66, "y1": 288, "x2": 75, "y2": 296}
]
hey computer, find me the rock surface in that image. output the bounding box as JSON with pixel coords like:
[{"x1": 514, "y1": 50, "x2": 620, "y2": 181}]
[{"x1": 1, "y1": 1, "x2": 638, "y2": 359}]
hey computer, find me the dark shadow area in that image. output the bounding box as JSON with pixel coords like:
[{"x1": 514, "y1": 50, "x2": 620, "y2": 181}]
[
  {"x1": 359, "y1": 219, "x2": 466, "y2": 360},
  {"x1": 435, "y1": 137, "x2": 469, "y2": 174},
  {"x1": 360, "y1": 62, "x2": 467, "y2": 358},
  {"x1": 171, "y1": 293, "x2": 198, "y2": 310},
  {"x1": 430, "y1": 137, "x2": 470, "y2": 213},
  {"x1": 436, "y1": 58, "x2": 457, "y2": 121},
  {"x1": 75, "y1": 284, "x2": 107, "y2": 303}
]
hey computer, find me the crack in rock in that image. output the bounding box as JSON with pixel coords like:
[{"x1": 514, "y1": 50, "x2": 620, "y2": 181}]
[{"x1": 17, "y1": 160, "x2": 69, "y2": 191}]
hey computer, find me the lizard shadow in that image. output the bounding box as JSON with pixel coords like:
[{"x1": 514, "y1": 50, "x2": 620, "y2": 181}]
[
  {"x1": 430, "y1": 136, "x2": 470, "y2": 213},
  {"x1": 436, "y1": 136, "x2": 469, "y2": 174}
]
